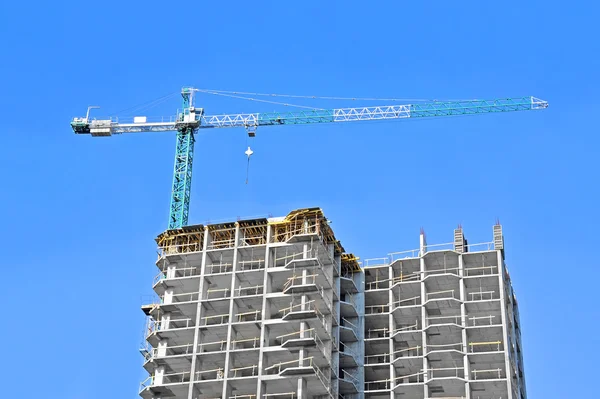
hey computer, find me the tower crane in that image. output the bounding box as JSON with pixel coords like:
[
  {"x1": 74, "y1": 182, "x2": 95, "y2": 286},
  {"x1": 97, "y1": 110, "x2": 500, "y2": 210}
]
[{"x1": 70, "y1": 88, "x2": 548, "y2": 230}]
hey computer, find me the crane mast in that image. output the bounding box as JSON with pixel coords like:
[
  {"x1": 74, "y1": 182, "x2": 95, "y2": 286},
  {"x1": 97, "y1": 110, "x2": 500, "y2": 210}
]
[{"x1": 71, "y1": 88, "x2": 548, "y2": 229}]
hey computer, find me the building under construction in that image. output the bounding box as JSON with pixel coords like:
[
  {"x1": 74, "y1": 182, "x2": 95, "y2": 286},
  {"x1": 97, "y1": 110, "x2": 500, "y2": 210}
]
[{"x1": 139, "y1": 208, "x2": 526, "y2": 399}]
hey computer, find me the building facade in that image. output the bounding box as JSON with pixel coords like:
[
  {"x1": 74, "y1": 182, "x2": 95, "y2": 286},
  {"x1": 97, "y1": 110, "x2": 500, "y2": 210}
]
[
  {"x1": 140, "y1": 209, "x2": 364, "y2": 399},
  {"x1": 139, "y1": 209, "x2": 526, "y2": 399}
]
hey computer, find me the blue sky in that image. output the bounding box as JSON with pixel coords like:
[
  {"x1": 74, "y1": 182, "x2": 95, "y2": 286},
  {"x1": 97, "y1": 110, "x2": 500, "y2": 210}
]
[{"x1": 0, "y1": 1, "x2": 598, "y2": 398}]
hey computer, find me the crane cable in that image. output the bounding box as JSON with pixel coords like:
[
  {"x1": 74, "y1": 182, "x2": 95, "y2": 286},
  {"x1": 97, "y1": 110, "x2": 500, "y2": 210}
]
[
  {"x1": 195, "y1": 88, "x2": 474, "y2": 103},
  {"x1": 196, "y1": 89, "x2": 325, "y2": 110},
  {"x1": 113, "y1": 91, "x2": 180, "y2": 116}
]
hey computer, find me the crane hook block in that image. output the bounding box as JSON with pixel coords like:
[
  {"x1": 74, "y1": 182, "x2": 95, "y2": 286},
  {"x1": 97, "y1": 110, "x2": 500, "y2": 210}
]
[{"x1": 245, "y1": 124, "x2": 257, "y2": 137}]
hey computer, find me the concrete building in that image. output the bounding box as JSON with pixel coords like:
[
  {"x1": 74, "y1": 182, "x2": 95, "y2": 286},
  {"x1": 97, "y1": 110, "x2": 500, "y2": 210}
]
[
  {"x1": 140, "y1": 209, "x2": 365, "y2": 399},
  {"x1": 362, "y1": 225, "x2": 527, "y2": 399},
  {"x1": 139, "y1": 209, "x2": 526, "y2": 399}
]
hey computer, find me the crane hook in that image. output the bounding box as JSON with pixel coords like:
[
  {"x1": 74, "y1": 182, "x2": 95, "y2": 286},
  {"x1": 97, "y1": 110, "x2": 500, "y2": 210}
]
[{"x1": 245, "y1": 146, "x2": 254, "y2": 184}]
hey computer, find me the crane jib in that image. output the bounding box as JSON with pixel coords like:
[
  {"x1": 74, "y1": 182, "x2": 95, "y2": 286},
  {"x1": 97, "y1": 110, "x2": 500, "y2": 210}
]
[{"x1": 71, "y1": 91, "x2": 548, "y2": 230}]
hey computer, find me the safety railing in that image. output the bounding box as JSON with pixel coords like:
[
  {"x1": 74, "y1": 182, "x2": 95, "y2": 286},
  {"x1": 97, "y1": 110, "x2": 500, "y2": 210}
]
[
  {"x1": 391, "y1": 272, "x2": 421, "y2": 284},
  {"x1": 425, "y1": 314, "x2": 464, "y2": 327},
  {"x1": 365, "y1": 304, "x2": 390, "y2": 315},
  {"x1": 206, "y1": 262, "x2": 234, "y2": 274},
  {"x1": 205, "y1": 287, "x2": 230, "y2": 299},
  {"x1": 153, "y1": 271, "x2": 167, "y2": 285},
  {"x1": 423, "y1": 266, "x2": 459, "y2": 277},
  {"x1": 277, "y1": 328, "x2": 329, "y2": 360},
  {"x1": 280, "y1": 299, "x2": 317, "y2": 317},
  {"x1": 198, "y1": 339, "x2": 227, "y2": 353},
  {"x1": 393, "y1": 321, "x2": 420, "y2": 334},
  {"x1": 366, "y1": 327, "x2": 390, "y2": 339},
  {"x1": 272, "y1": 219, "x2": 322, "y2": 243},
  {"x1": 163, "y1": 370, "x2": 192, "y2": 383},
  {"x1": 276, "y1": 328, "x2": 316, "y2": 345},
  {"x1": 394, "y1": 370, "x2": 425, "y2": 384},
  {"x1": 389, "y1": 248, "x2": 422, "y2": 261},
  {"x1": 239, "y1": 259, "x2": 265, "y2": 271},
  {"x1": 364, "y1": 378, "x2": 391, "y2": 391},
  {"x1": 464, "y1": 241, "x2": 495, "y2": 252},
  {"x1": 153, "y1": 266, "x2": 201, "y2": 285},
  {"x1": 151, "y1": 343, "x2": 194, "y2": 358},
  {"x1": 239, "y1": 228, "x2": 267, "y2": 247},
  {"x1": 139, "y1": 375, "x2": 153, "y2": 392},
  {"x1": 340, "y1": 292, "x2": 358, "y2": 309},
  {"x1": 365, "y1": 278, "x2": 390, "y2": 290},
  {"x1": 201, "y1": 313, "x2": 229, "y2": 326},
  {"x1": 195, "y1": 367, "x2": 225, "y2": 381},
  {"x1": 393, "y1": 345, "x2": 421, "y2": 358},
  {"x1": 427, "y1": 366, "x2": 465, "y2": 379},
  {"x1": 468, "y1": 315, "x2": 499, "y2": 326},
  {"x1": 230, "y1": 364, "x2": 258, "y2": 378},
  {"x1": 147, "y1": 317, "x2": 194, "y2": 335},
  {"x1": 467, "y1": 290, "x2": 497, "y2": 301},
  {"x1": 464, "y1": 265, "x2": 498, "y2": 277},
  {"x1": 264, "y1": 356, "x2": 315, "y2": 375},
  {"x1": 283, "y1": 273, "x2": 326, "y2": 292},
  {"x1": 471, "y1": 368, "x2": 504, "y2": 380},
  {"x1": 231, "y1": 336, "x2": 260, "y2": 350},
  {"x1": 271, "y1": 248, "x2": 304, "y2": 268},
  {"x1": 426, "y1": 342, "x2": 464, "y2": 354},
  {"x1": 235, "y1": 310, "x2": 261, "y2": 322},
  {"x1": 365, "y1": 370, "x2": 426, "y2": 391},
  {"x1": 392, "y1": 296, "x2": 421, "y2": 308},
  {"x1": 340, "y1": 317, "x2": 359, "y2": 337},
  {"x1": 340, "y1": 369, "x2": 360, "y2": 390},
  {"x1": 208, "y1": 237, "x2": 235, "y2": 250},
  {"x1": 426, "y1": 289, "x2": 458, "y2": 301},
  {"x1": 229, "y1": 394, "x2": 257, "y2": 399},
  {"x1": 468, "y1": 340, "x2": 503, "y2": 353},
  {"x1": 363, "y1": 257, "x2": 390, "y2": 268},
  {"x1": 157, "y1": 241, "x2": 202, "y2": 258},
  {"x1": 161, "y1": 291, "x2": 200, "y2": 303},
  {"x1": 365, "y1": 352, "x2": 390, "y2": 364},
  {"x1": 263, "y1": 392, "x2": 296, "y2": 398},
  {"x1": 312, "y1": 364, "x2": 333, "y2": 398},
  {"x1": 235, "y1": 284, "x2": 264, "y2": 297}
]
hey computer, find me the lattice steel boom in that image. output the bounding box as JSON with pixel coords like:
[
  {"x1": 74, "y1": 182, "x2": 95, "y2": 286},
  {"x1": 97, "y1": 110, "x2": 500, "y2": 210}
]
[{"x1": 71, "y1": 88, "x2": 548, "y2": 229}]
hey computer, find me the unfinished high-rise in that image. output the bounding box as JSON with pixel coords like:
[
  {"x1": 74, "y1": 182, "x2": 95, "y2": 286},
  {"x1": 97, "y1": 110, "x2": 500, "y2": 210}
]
[
  {"x1": 361, "y1": 226, "x2": 527, "y2": 399},
  {"x1": 140, "y1": 209, "x2": 365, "y2": 399},
  {"x1": 139, "y1": 209, "x2": 526, "y2": 399}
]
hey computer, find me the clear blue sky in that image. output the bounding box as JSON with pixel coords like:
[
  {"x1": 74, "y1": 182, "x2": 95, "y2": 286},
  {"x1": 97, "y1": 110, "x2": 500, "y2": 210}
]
[{"x1": 1, "y1": 1, "x2": 597, "y2": 398}]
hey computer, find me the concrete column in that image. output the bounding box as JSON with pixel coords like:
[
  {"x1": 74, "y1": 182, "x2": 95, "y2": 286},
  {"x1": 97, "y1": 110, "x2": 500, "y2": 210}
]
[
  {"x1": 420, "y1": 255, "x2": 428, "y2": 397},
  {"x1": 166, "y1": 265, "x2": 176, "y2": 279},
  {"x1": 388, "y1": 264, "x2": 396, "y2": 391},
  {"x1": 163, "y1": 289, "x2": 174, "y2": 304},
  {"x1": 156, "y1": 339, "x2": 167, "y2": 357},
  {"x1": 221, "y1": 223, "x2": 241, "y2": 399},
  {"x1": 187, "y1": 226, "x2": 210, "y2": 399},
  {"x1": 498, "y1": 251, "x2": 514, "y2": 399},
  {"x1": 160, "y1": 312, "x2": 171, "y2": 330},
  {"x1": 154, "y1": 366, "x2": 165, "y2": 385},
  {"x1": 459, "y1": 254, "x2": 471, "y2": 399},
  {"x1": 256, "y1": 224, "x2": 272, "y2": 399},
  {"x1": 419, "y1": 230, "x2": 427, "y2": 256},
  {"x1": 297, "y1": 377, "x2": 308, "y2": 399}
]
